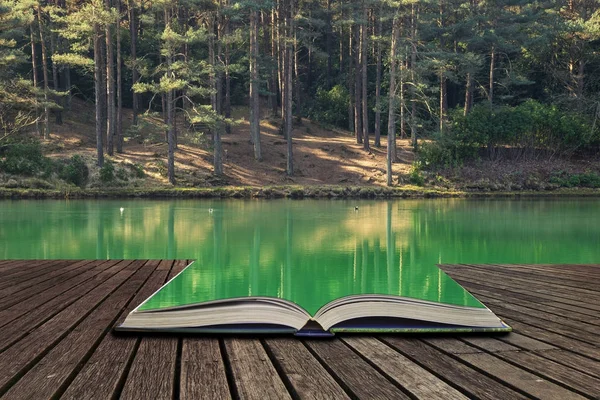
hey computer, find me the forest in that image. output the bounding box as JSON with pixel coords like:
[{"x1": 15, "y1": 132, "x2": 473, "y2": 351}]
[{"x1": 1, "y1": 0, "x2": 600, "y2": 191}]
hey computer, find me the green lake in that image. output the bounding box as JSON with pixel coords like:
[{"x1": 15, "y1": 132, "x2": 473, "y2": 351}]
[{"x1": 1, "y1": 199, "x2": 599, "y2": 314}]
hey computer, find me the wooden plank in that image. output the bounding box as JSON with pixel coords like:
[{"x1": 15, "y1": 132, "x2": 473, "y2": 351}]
[
  {"x1": 498, "y1": 333, "x2": 557, "y2": 351},
  {"x1": 497, "y1": 351, "x2": 600, "y2": 398},
  {"x1": 0, "y1": 260, "x2": 97, "y2": 307},
  {"x1": 447, "y1": 275, "x2": 600, "y2": 318},
  {"x1": 534, "y1": 349, "x2": 600, "y2": 379},
  {"x1": 0, "y1": 259, "x2": 67, "y2": 284},
  {"x1": 342, "y1": 337, "x2": 468, "y2": 400},
  {"x1": 59, "y1": 260, "x2": 167, "y2": 400},
  {"x1": 457, "y1": 264, "x2": 600, "y2": 298},
  {"x1": 458, "y1": 337, "x2": 520, "y2": 353},
  {"x1": 0, "y1": 260, "x2": 126, "y2": 352},
  {"x1": 305, "y1": 339, "x2": 410, "y2": 399},
  {"x1": 0, "y1": 260, "x2": 144, "y2": 394},
  {"x1": 1, "y1": 260, "x2": 158, "y2": 400},
  {"x1": 264, "y1": 338, "x2": 349, "y2": 399},
  {"x1": 119, "y1": 337, "x2": 178, "y2": 400},
  {"x1": 0, "y1": 260, "x2": 115, "y2": 329},
  {"x1": 224, "y1": 339, "x2": 292, "y2": 400},
  {"x1": 443, "y1": 267, "x2": 600, "y2": 312},
  {"x1": 180, "y1": 339, "x2": 232, "y2": 400},
  {"x1": 500, "y1": 317, "x2": 600, "y2": 361},
  {"x1": 488, "y1": 263, "x2": 600, "y2": 281},
  {"x1": 119, "y1": 260, "x2": 181, "y2": 400},
  {"x1": 383, "y1": 337, "x2": 528, "y2": 400}
]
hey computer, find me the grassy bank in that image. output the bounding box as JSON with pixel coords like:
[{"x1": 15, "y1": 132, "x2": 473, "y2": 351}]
[{"x1": 2, "y1": 185, "x2": 600, "y2": 200}]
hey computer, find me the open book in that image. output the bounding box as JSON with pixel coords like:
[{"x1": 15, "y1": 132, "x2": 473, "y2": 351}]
[{"x1": 117, "y1": 262, "x2": 511, "y2": 336}]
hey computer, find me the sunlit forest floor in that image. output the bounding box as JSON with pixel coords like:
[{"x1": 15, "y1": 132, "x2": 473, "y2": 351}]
[
  {"x1": 43, "y1": 100, "x2": 416, "y2": 187},
  {"x1": 8, "y1": 99, "x2": 600, "y2": 192}
]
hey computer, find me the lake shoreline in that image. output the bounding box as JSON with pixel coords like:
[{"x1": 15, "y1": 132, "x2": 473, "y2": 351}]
[{"x1": 2, "y1": 185, "x2": 600, "y2": 200}]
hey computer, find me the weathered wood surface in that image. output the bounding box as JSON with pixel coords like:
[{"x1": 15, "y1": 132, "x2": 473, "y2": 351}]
[{"x1": 0, "y1": 261, "x2": 598, "y2": 399}]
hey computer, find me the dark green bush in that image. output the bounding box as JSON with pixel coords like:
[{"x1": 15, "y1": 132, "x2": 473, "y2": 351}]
[
  {"x1": 59, "y1": 155, "x2": 89, "y2": 187},
  {"x1": 309, "y1": 85, "x2": 349, "y2": 128},
  {"x1": 409, "y1": 161, "x2": 425, "y2": 186},
  {"x1": 550, "y1": 171, "x2": 600, "y2": 188},
  {"x1": 0, "y1": 142, "x2": 52, "y2": 176},
  {"x1": 100, "y1": 160, "x2": 115, "y2": 182},
  {"x1": 128, "y1": 163, "x2": 145, "y2": 178},
  {"x1": 115, "y1": 168, "x2": 129, "y2": 181}
]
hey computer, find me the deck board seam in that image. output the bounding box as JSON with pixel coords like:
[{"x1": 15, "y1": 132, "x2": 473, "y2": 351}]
[
  {"x1": 219, "y1": 338, "x2": 240, "y2": 400},
  {"x1": 260, "y1": 339, "x2": 301, "y2": 400}
]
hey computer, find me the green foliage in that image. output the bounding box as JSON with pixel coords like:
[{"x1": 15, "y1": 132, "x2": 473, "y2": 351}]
[
  {"x1": 0, "y1": 142, "x2": 52, "y2": 176},
  {"x1": 99, "y1": 160, "x2": 115, "y2": 183},
  {"x1": 549, "y1": 171, "x2": 600, "y2": 188},
  {"x1": 309, "y1": 85, "x2": 349, "y2": 129},
  {"x1": 409, "y1": 161, "x2": 425, "y2": 186},
  {"x1": 128, "y1": 163, "x2": 145, "y2": 178},
  {"x1": 115, "y1": 168, "x2": 129, "y2": 181},
  {"x1": 58, "y1": 155, "x2": 89, "y2": 187}
]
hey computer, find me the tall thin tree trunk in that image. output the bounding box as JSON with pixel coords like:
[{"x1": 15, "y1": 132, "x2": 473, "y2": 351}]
[
  {"x1": 249, "y1": 10, "x2": 261, "y2": 160},
  {"x1": 348, "y1": 23, "x2": 354, "y2": 133},
  {"x1": 30, "y1": 22, "x2": 41, "y2": 136},
  {"x1": 488, "y1": 45, "x2": 495, "y2": 108},
  {"x1": 216, "y1": 3, "x2": 224, "y2": 115},
  {"x1": 99, "y1": 30, "x2": 107, "y2": 149},
  {"x1": 374, "y1": 10, "x2": 382, "y2": 147},
  {"x1": 105, "y1": 0, "x2": 115, "y2": 155},
  {"x1": 294, "y1": 27, "x2": 300, "y2": 121},
  {"x1": 387, "y1": 14, "x2": 400, "y2": 186},
  {"x1": 464, "y1": 72, "x2": 473, "y2": 115},
  {"x1": 270, "y1": 8, "x2": 278, "y2": 116},
  {"x1": 354, "y1": 23, "x2": 362, "y2": 144},
  {"x1": 361, "y1": 4, "x2": 370, "y2": 151},
  {"x1": 209, "y1": 16, "x2": 217, "y2": 112},
  {"x1": 400, "y1": 49, "x2": 406, "y2": 140},
  {"x1": 94, "y1": 24, "x2": 104, "y2": 167},
  {"x1": 224, "y1": 10, "x2": 231, "y2": 133},
  {"x1": 49, "y1": 25, "x2": 62, "y2": 125},
  {"x1": 285, "y1": 0, "x2": 294, "y2": 176},
  {"x1": 37, "y1": 6, "x2": 50, "y2": 139},
  {"x1": 165, "y1": 9, "x2": 175, "y2": 184},
  {"x1": 440, "y1": 72, "x2": 447, "y2": 134},
  {"x1": 410, "y1": 3, "x2": 417, "y2": 149},
  {"x1": 116, "y1": 0, "x2": 123, "y2": 153},
  {"x1": 128, "y1": 0, "x2": 139, "y2": 125},
  {"x1": 577, "y1": 60, "x2": 585, "y2": 99},
  {"x1": 325, "y1": 0, "x2": 332, "y2": 89}
]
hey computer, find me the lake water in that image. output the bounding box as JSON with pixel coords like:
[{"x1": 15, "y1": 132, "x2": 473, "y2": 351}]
[{"x1": 1, "y1": 198, "x2": 599, "y2": 312}]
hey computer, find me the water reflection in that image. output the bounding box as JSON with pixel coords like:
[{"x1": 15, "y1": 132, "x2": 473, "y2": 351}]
[{"x1": 1, "y1": 199, "x2": 599, "y2": 313}]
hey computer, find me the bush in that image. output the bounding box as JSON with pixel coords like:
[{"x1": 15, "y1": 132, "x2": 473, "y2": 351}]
[
  {"x1": 59, "y1": 155, "x2": 89, "y2": 187},
  {"x1": 115, "y1": 168, "x2": 129, "y2": 181},
  {"x1": 549, "y1": 171, "x2": 600, "y2": 188},
  {"x1": 309, "y1": 85, "x2": 349, "y2": 128},
  {"x1": 409, "y1": 161, "x2": 425, "y2": 186},
  {"x1": 128, "y1": 163, "x2": 145, "y2": 178},
  {"x1": 100, "y1": 160, "x2": 115, "y2": 182},
  {"x1": 0, "y1": 142, "x2": 52, "y2": 176}
]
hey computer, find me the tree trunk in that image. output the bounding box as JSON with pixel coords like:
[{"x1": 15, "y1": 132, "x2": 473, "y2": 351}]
[
  {"x1": 353, "y1": 23, "x2": 362, "y2": 144},
  {"x1": 348, "y1": 23, "x2": 354, "y2": 133},
  {"x1": 209, "y1": 16, "x2": 217, "y2": 112},
  {"x1": 214, "y1": 124, "x2": 223, "y2": 175},
  {"x1": 464, "y1": 72, "x2": 473, "y2": 115},
  {"x1": 164, "y1": 8, "x2": 175, "y2": 184},
  {"x1": 105, "y1": 0, "x2": 116, "y2": 156},
  {"x1": 224, "y1": 9, "x2": 231, "y2": 133},
  {"x1": 94, "y1": 24, "x2": 104, "y2": 167},
  {"x1": 216, "y1": 4, "x2": 224, "y2": 115},
  {"x1": 400, "y1": 49, "x2": 406, "y2": 140},
  {"x1": 249, "y1": 10, "x2": 261, "y2": 160},
  {"x1": 285, "y1": 0, "x2": 294, "y2": 176},
  {"x1": 30, "y1": 23, "x2": 41, "y2": 136},
  {"x1": 128, "y1": 0, "x2": 139, "y2": 125},
  {"x1": 270, "y1": 8, "x2": 278, "y2": 117},
  {"x1": 99, "y1": 31, "x2": 107, "y2": 150},
  {"x1": 374, "y1": 10, "x2": 382, "y2": 147},
  {"x1": 577, "y1": 60, "x2": 585, "y2": 99},
  {"x1": 440, "y1": 72, "x2": 447, "y2": 134},
  {"x1": 325, "y1": 0, "x2": 332, "y2": 89},
  {"x1": 387, "y1": 15, "x2": 400, "y2": 186},
  {"x1": 116, "y1": 0, "x2": 123, "y2": 153},
  {"x1": 361, "y1": 5, "x2": 370, "y2": 151},
  {"x1": 294, "y1": 27, "x2": 300, "y2": 121},
  {"x1": 49, "y1": 24, "x2": 62, "y2": 125},
  {"x1": 37, "y1": 6, "x2": 50, "y2": 139},
  {"x1": 410, "y1": 3, "x2": 417, "y2": 149},
  {"x1": 488, "y1": 45, "x2": 494, "y2": 108}
]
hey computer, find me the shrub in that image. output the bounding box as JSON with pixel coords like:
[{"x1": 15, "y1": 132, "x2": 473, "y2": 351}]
[
  {"x1": 128, "y1": 163, "x2": 145, "y2": 178},
  {"x1": 0, "y1": 142, "x2": 51, "y2": 176},
  {"x1": 409, "y1": 161, "x2": 425, "y2": 186},
  {"x1": 309, "y1": 85, "x2": 350, "y2": 128},
  {"x1": 59, "y1": 155, "x2": 89, "y2": 187},
  {"x1": 100, "y1": 160, "x2": 115, "y2": 182},
  {"x1": 115, "y1": 168, "x2": 129, "y2": 181}
]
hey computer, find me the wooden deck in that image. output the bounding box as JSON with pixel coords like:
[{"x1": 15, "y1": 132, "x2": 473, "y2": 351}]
[{"x1": 0, "y1": 260, "x2": 598, "y2": 399}]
